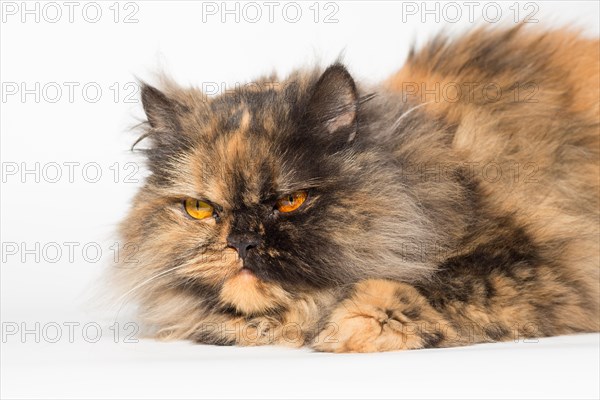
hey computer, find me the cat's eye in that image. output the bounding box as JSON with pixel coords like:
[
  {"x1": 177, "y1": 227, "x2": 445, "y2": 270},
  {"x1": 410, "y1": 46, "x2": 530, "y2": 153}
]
[
  {"x1": 184, "y1": 198, "x2": 215, "y2": 220},
  {"x1": 276, "y1": 191, "x2": 308, "y2": 213}
]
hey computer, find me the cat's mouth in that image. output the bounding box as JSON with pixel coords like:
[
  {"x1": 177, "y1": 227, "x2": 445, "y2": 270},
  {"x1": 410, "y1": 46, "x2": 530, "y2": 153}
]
[
  {"x1": 219, "y1": 257, "x2": 291, "y2": 315},
  {"x1": 236, "y1": 251, "x2": 260, "y2": 278},
  {"x1": 238, "y1": 267, "x2": 255, "y2": 277}
]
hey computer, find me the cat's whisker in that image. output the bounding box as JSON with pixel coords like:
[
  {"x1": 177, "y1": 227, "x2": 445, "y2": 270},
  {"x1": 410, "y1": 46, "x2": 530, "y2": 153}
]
[
  {"x1": 391, "y1": 101, "x2": 433, "y2": 131},
  {"x1": 113, "y1": 265, "x2": 184, "y2": 323}
]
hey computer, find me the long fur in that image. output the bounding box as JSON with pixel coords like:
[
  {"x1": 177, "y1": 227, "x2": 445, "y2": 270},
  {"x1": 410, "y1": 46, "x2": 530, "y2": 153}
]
[{"x1": 110, "y1": 26, "x2": 599, "y2": 352}]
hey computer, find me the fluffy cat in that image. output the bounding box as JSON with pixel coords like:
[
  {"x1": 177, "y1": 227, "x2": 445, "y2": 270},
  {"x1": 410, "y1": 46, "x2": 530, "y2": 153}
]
[{"x1": 112, "y1": 26, "x2": 599, "y2": 352}]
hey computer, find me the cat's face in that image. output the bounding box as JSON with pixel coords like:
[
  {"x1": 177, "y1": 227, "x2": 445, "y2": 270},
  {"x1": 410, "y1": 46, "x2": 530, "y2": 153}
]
[{"x1": 121, "y1": 65, "x2": 442, "y2": 314}]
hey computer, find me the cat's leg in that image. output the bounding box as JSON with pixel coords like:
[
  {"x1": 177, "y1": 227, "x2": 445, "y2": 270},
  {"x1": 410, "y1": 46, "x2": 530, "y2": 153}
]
[
  {"x1": 188, "y1": 313, "x2": 302, "y2": 347},
  {"x1": 189, "y1": 298, "x2": 325, "y2": 347},
  {"x1": 312, "y1": 279, "x2": 457, "y2": 352},
  {"x1": 311, "y1": 274, "x2": 591, "y2": 353}
]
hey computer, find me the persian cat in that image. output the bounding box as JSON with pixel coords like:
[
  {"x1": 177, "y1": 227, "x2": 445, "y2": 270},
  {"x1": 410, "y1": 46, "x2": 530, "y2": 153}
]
[{"x1": 113, "y1": 26, "x2": 599, "y2": 352}]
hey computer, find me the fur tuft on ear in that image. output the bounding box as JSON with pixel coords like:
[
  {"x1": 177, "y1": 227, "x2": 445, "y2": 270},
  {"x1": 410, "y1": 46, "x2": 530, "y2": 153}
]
[
  {"x1": 306, "y1": 64, "x2": 359, "y2": 142},
  {"x1": 133, "y1": 82, "x2": 197, "y2": 152},
  {"x1": 140, "y1": 83, "x2": 182, "y2": 131}
]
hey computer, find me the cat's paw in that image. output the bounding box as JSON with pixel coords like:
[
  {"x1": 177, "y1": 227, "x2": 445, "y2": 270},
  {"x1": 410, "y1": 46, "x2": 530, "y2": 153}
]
[
  {"x1": 192, "y1": 315, "x2": 282, "y2": 346},
  {"x1": 235, "y1": 316, "x2": 281, "y2": 346},
  {"x1": 312, "y1": 279, "x2": 451, "y2": 353}
]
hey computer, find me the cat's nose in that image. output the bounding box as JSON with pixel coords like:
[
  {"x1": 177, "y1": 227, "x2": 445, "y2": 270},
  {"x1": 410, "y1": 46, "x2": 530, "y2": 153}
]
[{"x1": 226, "y1": 232, "x2": 262, "y2": 260}]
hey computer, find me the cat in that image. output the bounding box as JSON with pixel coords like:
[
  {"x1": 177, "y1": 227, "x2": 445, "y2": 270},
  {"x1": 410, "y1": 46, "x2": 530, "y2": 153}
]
[{"x1": 112, "y1": 25, "x2": 600, "y2": 352}]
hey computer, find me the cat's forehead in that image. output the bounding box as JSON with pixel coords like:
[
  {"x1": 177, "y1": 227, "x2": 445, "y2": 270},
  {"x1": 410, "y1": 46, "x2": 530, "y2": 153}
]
[
  {"x1": 208, "y1": 83, "x2": 296, "y2": 130},
  {"x1": 187, "y1": 101, "x2": 298, "y2": 208},
  {"x1": 145, "y1": 72, "x2": 338, "y2": 207}
]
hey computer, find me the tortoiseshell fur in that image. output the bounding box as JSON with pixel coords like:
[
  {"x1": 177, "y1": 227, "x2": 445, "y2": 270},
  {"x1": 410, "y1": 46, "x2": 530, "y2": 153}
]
[{"x1": 113, "y1": 26, "x2": 599, "y2": 352}]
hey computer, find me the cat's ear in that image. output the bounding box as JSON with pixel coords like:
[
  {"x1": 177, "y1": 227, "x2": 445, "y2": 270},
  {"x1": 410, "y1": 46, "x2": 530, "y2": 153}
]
[
  {"x1": 140, "y1": 83, "x2": 182, "y2": 131},
  {"x1": 306, "y1": 64, "x2": 359, "y2": 142}
]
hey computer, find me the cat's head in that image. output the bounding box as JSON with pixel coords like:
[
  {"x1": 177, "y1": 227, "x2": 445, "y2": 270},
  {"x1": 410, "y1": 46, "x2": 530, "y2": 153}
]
[{"x1": 118, "y1": 65, "x2": 459, "y2": 315}]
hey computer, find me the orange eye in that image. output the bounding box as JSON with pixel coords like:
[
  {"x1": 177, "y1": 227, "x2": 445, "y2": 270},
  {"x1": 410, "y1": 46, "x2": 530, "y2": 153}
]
[
  {"x1": 276, "y1": 191, "x2": 308, "y2": 213},
  {"x1": 184, "y1": 198, "x2": 214, "y2": 220}
]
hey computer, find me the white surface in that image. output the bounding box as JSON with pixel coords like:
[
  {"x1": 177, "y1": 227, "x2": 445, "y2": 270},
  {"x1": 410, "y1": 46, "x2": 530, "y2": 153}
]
[
  {"x1": 2, "y1": 334, "x2": 599, "y2": 399},
  {"x1": 1, "y1": 1, "x2": 599, "y2": 399}
]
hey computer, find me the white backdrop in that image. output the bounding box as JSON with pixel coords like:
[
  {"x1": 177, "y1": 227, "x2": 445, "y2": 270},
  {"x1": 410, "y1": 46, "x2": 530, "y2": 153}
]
[{"x1": 1, "y1": 1, "x2": 599, "y2": 399}]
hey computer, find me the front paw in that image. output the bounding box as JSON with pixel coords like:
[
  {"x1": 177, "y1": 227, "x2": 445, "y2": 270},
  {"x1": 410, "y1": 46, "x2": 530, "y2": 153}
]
[
  {"x1": 312, "y1": 280, "x2": 451, "y2": 353},
  {"x1": 191, "y1": 315, "x2": 281, "y2": 346},
  {"x1": 236, "y1": 316, "x2": 281, "y2": 346}
]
